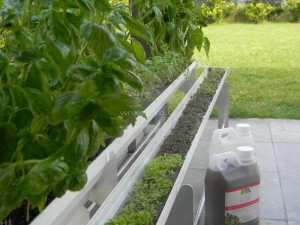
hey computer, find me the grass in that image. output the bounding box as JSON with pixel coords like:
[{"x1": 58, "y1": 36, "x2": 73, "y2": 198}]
[{"x1": 193, "y1": 23, "x2": 300, "y2": 119}]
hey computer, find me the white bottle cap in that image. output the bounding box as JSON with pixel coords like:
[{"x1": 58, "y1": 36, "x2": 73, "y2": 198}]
[
  {"x1": 237, "y1": 146, "x2": 255, "y2": 163},
  {"x1": 236, "y1": 123, "x2": 251, "y2": 136}
]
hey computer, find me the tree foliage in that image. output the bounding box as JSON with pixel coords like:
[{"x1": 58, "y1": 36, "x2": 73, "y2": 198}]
[{"x1": 131, "y1": 0, "x2": 210, "y2": 58}]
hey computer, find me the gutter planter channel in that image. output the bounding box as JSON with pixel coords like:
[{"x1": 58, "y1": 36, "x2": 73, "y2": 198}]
[
  {"x1": 29, "y1": 61, "x2": 198, "y2": 225},
  {"x1": 87, "y1": 66, "x2": 230, "y2": 225}
]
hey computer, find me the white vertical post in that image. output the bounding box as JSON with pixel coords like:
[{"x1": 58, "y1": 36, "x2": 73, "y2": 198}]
[
  {"x1": 216, "y1": 82, "x2": 229, "y2": 128},
  {"x1": 89, "y1": 152, "x2": 118, "y2": 204}
]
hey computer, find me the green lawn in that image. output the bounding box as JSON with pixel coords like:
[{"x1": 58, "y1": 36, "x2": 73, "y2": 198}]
[{"x1": 193, "y1": 23, "x2": 300, "y2": 119}]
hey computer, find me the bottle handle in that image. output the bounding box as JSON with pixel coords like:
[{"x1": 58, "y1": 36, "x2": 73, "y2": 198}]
[
  {"x1": 211, "y1": 127, "x2": 239, "y2": 145},
  {"x1": 209, "y1": 151, "x2": 239, "y2": 171}
]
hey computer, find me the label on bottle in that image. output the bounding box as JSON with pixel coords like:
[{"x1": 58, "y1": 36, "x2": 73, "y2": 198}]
[{"x1": 225, "y1": 181, "x2": 260, "y2": 224}]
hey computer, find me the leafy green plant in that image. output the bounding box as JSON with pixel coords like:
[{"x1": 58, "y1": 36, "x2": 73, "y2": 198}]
[
  {"x1": 132, "y1": 49, "x2": 188, "y2": 102},
  {"x1": 225, "y1": 213, "x2": 242, "y2": 225},
  {"x1": 131, "y1": 0, "x2": 210, "y2": 59},
  {"x1": 105, "y1": 154, "x2": 183, "y2": 225},
  {"x1": 0, "y1": 0, "x2": 151, "y2": 220}
]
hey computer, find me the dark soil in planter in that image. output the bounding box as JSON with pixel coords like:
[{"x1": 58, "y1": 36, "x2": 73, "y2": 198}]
[
  {"x1": 158, "y1": 67, "x2": 225, "y2": 158},
  {"x1": 152, "y1": 67, "x2": 226, "y2": 221}
]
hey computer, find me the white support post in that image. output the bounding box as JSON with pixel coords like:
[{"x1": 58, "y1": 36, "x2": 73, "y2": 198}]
[
  {"x1": 88, "y1": 152, "x2": 118, "y2": 205},
  {"x1": 179, "y1": 66, "x2": 196, "y2": 93},
  {"x1": 216, "y1": 82, "x2": 229, "y2": 128}
]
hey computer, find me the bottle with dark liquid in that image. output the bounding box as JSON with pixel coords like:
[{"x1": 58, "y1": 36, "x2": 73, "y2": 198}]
[{"x1": 205, "y1": 146, "x2": 260, "y2": 225}]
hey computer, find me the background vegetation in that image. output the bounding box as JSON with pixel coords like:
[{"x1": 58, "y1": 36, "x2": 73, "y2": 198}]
[
  {"x1": 194, "y1": 23, "x2": 300, "y2": 119},
  {"x1": 200, "y1": 0, "x2": 300, "y2": 23}
]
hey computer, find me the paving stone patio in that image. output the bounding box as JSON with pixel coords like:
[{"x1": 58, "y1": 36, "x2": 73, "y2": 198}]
[{"x1": 184, "y1": 119, "x2": 300, "y2": 225}]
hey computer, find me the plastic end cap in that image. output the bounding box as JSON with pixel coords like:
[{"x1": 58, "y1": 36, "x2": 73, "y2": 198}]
[
  {"x1": 236, "y1": 123, "x2": 251, "y2": 136},
  {"x1": 237, "y1": 146, "x2": 254, "y2": 163}
]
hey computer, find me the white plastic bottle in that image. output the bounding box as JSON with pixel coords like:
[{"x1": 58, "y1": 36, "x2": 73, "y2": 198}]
[
  {"x1": 209, "y1": 123, "x2": 254, "y2": 157},
  {"x1": 205, "y1": 146, "x2": 260, "y2": 225},
  {"x1": 235, "y1": 123, "x2": 254, "y2": 148}
]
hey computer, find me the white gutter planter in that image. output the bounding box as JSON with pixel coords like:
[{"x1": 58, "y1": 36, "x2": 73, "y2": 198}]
[
  {"x1": 29, "y1": 60, "x2": 201, "y2": 225},
  {"x1": 87, "y1": 66, "x2": 230, "y2": 225}
]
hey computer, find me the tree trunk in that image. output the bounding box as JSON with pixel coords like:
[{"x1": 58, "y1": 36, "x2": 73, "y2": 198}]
[{"x1": 130, "y1": 0, "x2": 152, "y2": 58}]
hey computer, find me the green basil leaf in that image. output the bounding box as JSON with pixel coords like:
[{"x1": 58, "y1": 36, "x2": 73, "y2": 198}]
[
  {"x1": 24, "y1": 88, "x2": 52, "y2": 115},
  {"x1": 81, "y1": 22, "x2": 116, "y2": 60},
  {"x1": 94, "y1": 0, "x2": 112, "y2": 12},
  {"x1": 52, "y1": 91, "x2": 79, "y2": 124},
  {"x1": 15, "y1": 49, "x2": 43, "y2": 62},
  {"x1": 24, "y1": 64, "x2": 48, "y2": 91},
  {"x1": 0, "y1": 185, "x2": 24, "y2": 219},
  {"x1": 67, "y1": 162, "x2": 87, "y2": 191},
  {"x1": 118, "y1": 11, "x2": 151, "y2": 43},
  {"x1": 51, "y1": 10, "x2": 72, "y2": 44},
  {"x1": 20, "y1": 158, "x2": 69, "y2": 195},
  {"x1": 77, "y1": 128, "x2": 89, "y2": 155},
  {"x1": 76, "y1": 0, "x2": 94, "y2": 13},
  {"x1": 153, "y1": 6, "x2": 163, "y2": 22},
  {"x1": 203, "y1": 36, "x2": 210, "y2": 58},
  {"x1": 191, "y1": 27, "x2": 204, "y2": 52},
  {"x1": 103, "y1": 62, "x2": 142, "y2": 90},
  {"x1": 0, "y1": 52, "x2": 9, "y2": 75},
  {"x1": 46, "y1": 39, "x2": 73, "y2": 75},
  {"x1": 106, "y1": 10, "x2": 126, "y2": 24},
  {"x1": 0, "y1": 164, "x2": 15, "y2": 192},
  {"x1": 132, "y1": 39, "x2": 146, "y2": 63}
]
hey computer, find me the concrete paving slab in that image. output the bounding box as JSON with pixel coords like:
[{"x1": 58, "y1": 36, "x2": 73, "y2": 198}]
[
  {"x1": 270, "y1": 119, "x2": 300, "y2": 143},
  {"x1": 189, "y1": 141, "x2": 210, "y2": 169},
  {"x1": 260, "y1": 172, "x2": 286, "y2": 220},
  {"x1": 187, "y1": 118, "x2": 300, "y2": 224},
  {"x1": 256, "y1": 142, "x2": 278, "y2": 173},
  {"x1": 200, "y1": 119, "x2": 218, "y2": 141},
  {"x1": 200, "y1": 118, "x2": 273, "y2": 143},
  {"x1": 228, "y1": 118, "x2": 273, "y2": 143},
  {"x1": 260, "y1": 219, "x2": 288, "y2": 225},
  {"x1": 289, "y1": 221, "x2": 300, "y2": 225},
  {"x1": 280, "y1": 173, "x2": 300, "y2": 222},
  {"x1": 274, "y1": 143, "x2": 300, "y2": 175}
]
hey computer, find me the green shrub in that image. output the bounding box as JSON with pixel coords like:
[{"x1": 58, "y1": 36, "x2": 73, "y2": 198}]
[
  {"x1": 201, "y1": 0, "x2": 277, "y2": 24},
  {"x1": 267, "y1": 6, "x2": 287, "y2": 22},
  {"x1": 285, "y1": 0, "x2": 300, "y2": 22},
  {"x1": 235, "y1": 2, "x2": 275, "y2": 23},
  {"x1": 266, "y1": 0, "x2": 300, "y2": 22},
  {"x1": 201, "y1": 0, "x2": 236, "y2": 23}
]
